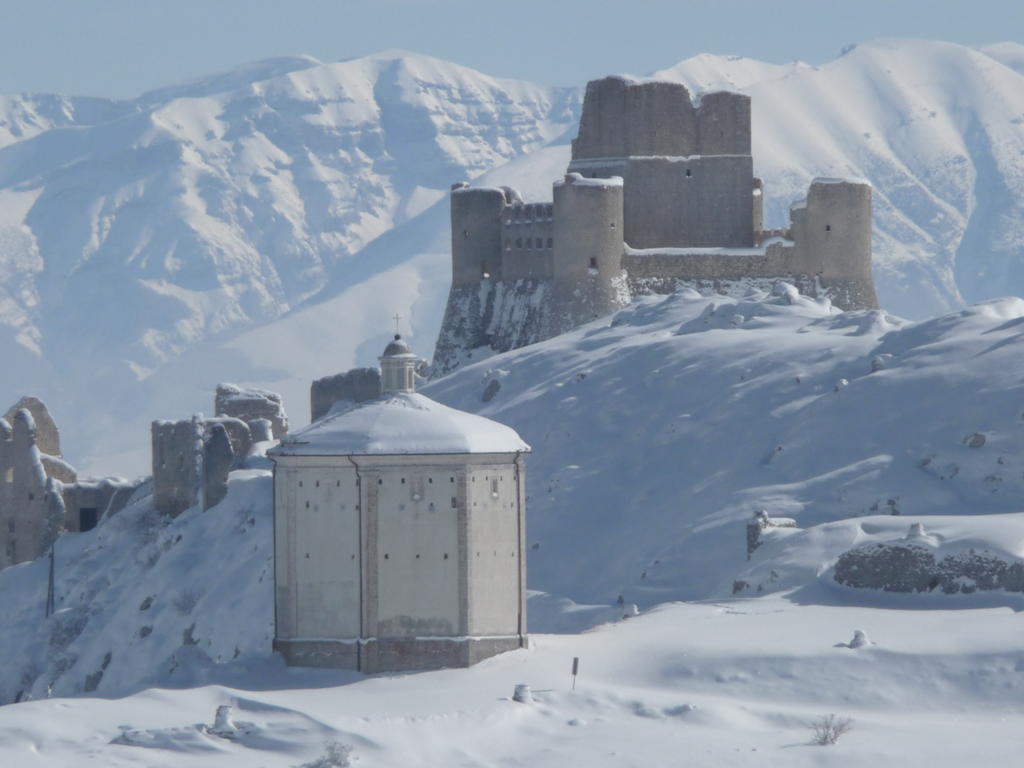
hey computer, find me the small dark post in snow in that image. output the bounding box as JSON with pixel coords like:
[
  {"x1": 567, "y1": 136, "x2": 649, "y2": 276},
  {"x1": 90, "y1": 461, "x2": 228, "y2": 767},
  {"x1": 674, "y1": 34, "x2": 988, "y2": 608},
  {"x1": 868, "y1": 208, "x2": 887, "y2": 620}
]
[
  {"x1": 45, "y1": 543, "x2": 55, "y2": 618},
  {"x1": 571, "y1": 656, "x2": 580, "y2": 690}
]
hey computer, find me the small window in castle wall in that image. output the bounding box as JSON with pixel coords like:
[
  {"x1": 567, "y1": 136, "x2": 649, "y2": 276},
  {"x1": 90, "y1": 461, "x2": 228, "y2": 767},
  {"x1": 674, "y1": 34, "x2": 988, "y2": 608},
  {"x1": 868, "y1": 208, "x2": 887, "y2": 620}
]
[
  {"x1": 589, "y1": 257, "x2": 598, "y2": 269},
  {"x1": 685, "y1": 169, "x2": 692, "y2": 177},
  {"x1": 547, "y1": 237, "x2": 553, "y2": 248},
  {"x1": 515, "y1": 238, "x2": 522, "y2": 249},
  {"x1": 610, "y1": 221, "x2": 616, "y2": 229},
  {"x1": 826, "y1": 224, "x2": 832, "y2": 232}
]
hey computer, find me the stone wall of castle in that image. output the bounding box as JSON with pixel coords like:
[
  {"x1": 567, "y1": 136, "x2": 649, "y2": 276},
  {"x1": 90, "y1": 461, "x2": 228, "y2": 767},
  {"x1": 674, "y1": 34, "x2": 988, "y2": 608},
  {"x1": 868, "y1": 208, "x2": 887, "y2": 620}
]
[
  {"x1": 570, "y1": 77, "x2": 750, "y2": 159},
  {"x1": 622, "y1": 178, "x2": 877, "y2": 311},
  {"x1": 311, "y1": 368, "x2": 382, "y2": 422},
  {"x1": 569, "y1": 78, "x2": 755, "y2": 250},
  {"x1": 0, "y1": 409, "x2": 62, "y2": 568},
  {"x1": 150, "y1": 413, "x2": 256, "y2": 517}
]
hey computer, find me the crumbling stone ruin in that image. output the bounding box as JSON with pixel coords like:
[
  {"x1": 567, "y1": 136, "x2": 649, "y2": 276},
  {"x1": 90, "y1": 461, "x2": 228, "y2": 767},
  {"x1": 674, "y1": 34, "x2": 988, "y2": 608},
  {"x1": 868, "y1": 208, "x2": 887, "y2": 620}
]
[
  {"x1": 215, "y1": 383, "x2": 288, "y2": 439},
  {"x1": 151, "y1": 383, "x2": 290, "y2": 517},
  {"x1": 310, "y1": 367, "x2": 381, "y2": 422},
  {"x1": 834, "y1": 525, "x2": 1024, "y2": 595},
  {"x1": 433, "y1": 75, "x2": 879, "y2": 375},
  {"x1": 746, "y1": 510, "x2": 799, "y2": 559},
  {"x1": 0, "y1": 398, "x2": 139, "y2": 568},
  {"x1": 0, "y1": 381, "x2": 291, "y2": 569}
]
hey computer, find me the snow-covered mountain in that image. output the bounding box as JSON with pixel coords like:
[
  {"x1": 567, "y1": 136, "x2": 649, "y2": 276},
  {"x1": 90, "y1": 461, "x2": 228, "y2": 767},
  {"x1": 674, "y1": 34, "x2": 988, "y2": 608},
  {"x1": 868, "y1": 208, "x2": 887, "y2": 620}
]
[
  {"x1": 0, "y1": 50, "x2": 577, "y2": 472},
  {"x1": 2, "y1": 39, "x2": 1024, "y2": 479}
]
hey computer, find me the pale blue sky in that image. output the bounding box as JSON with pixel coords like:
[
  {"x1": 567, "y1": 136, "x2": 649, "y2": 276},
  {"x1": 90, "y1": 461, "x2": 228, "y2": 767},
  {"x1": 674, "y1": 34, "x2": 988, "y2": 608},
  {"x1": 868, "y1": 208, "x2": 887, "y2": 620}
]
[{"x1": 1, "y1": 0, "x2": 1021, "y2": 97}]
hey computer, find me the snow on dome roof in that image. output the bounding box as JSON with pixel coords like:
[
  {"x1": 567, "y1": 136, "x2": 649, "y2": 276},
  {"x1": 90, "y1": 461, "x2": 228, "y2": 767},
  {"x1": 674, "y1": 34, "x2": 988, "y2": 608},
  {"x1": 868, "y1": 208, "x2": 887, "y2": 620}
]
[
  {"x1": 382, "y1": 334, "x2": 414, "y2": 358},
  {"x1": 270, "y1": 392, "x2": 530, "y2": 457}
]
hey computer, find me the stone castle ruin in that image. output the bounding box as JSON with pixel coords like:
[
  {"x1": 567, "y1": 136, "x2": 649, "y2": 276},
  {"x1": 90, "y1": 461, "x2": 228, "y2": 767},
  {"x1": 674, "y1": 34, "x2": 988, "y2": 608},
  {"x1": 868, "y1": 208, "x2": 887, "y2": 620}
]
[
  {"x1": 0, "y1": 397, "x2": 140, "y2": 568},
  {"x1": 433, "y1": 76, "x2": 878, "y2": 374},
  {"x1": 151, "y1": 383, "x2": 288, "y2": 517},
  {"x1": 0, "y1": 383, "x2": 288, "y2": 568}
]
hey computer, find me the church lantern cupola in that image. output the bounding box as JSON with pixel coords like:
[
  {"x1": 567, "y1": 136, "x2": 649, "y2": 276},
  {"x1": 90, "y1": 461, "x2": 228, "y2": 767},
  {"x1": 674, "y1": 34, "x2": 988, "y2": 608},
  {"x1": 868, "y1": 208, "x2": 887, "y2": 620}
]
[{"x1": 379, "y1": 334, "x2": 418, "y2": 394}]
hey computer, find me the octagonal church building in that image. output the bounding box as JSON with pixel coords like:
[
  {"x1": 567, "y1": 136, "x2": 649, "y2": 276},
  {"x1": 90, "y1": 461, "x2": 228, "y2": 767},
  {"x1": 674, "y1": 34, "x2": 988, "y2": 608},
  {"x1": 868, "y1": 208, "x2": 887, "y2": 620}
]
[{"x1": 269, "y1": 334, "x2": 530, "y2": 673}]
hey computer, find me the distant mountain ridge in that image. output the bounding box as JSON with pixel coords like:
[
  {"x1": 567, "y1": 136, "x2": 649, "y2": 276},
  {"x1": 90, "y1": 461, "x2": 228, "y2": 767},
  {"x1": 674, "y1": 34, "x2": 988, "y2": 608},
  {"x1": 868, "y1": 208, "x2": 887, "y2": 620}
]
[{"x1": 1, "y1": 40, "x2": 1023, "y2": 475}]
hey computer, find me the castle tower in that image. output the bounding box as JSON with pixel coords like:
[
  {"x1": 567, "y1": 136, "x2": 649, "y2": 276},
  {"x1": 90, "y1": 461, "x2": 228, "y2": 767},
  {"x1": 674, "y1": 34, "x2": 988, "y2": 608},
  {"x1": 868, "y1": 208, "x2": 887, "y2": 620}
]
[
  {"x1": 791, "y1": 179, "x2": 877, "y2": 310},
  {"x1": 270, "y1": 335, "x2": 530, "y2": 673},
  {"x1": 450, "y1": 183, "x2": 512, "y2": 286},
  {"x1": 568, "y1": 76, "x2": 754, "y2": 249},
  {"x1": 551, "y1": 173, "x2": 627, "y2": 333}
]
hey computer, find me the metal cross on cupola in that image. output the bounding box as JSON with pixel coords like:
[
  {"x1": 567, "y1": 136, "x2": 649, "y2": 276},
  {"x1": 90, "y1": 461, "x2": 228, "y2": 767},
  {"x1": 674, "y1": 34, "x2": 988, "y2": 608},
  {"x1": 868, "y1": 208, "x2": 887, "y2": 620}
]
[{"x1": 392, "y1": 314, "x2": 402, "y2": 336}]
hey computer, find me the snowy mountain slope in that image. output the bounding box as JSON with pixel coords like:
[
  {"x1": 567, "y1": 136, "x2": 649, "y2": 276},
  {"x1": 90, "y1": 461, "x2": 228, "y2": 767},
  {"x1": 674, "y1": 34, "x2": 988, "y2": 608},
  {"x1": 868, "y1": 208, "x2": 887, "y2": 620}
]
[
  {"x1": 650, "y1": 52, "x2": 812, "y2": 92},
  {"x1": 425, "y1": 287, "x2": 1024, "y2": 605},
  {"x1": 4, "y1": 39, "x2": 1024, "y2": 480},
  {"x1": 978, "y1": 41, "x2": 1024, "y2": 75},
  {"x1": 0, "y1": 50, "x2": 577, "y2": 456},
  {"x1": 6, "y1": 286, "x2": 1024, "y2": 708}
]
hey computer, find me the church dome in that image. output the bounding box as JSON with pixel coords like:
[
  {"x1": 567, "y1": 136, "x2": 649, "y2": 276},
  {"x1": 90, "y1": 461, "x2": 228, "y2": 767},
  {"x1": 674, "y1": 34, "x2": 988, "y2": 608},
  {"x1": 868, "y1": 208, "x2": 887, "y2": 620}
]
[
  {"x1": 271, "y1": 392, "x2": 530, "y2": 457},
  {"x1": 382, "y1": 334, "x2": 414, "y2": 358}
]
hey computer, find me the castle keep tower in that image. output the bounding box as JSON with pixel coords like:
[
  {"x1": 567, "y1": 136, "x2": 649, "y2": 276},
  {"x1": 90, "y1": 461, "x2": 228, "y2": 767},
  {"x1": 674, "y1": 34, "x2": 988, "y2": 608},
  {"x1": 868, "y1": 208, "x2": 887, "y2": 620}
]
[
  {"x1": 270, "y1": 336, "x2": 530, "y2": 672},
  {"x1": 433, "y1": 75, "x2": 879, "y2": 376},
  {"x1": 568, "y1": 77, "x2": 754, "y2": 249}
]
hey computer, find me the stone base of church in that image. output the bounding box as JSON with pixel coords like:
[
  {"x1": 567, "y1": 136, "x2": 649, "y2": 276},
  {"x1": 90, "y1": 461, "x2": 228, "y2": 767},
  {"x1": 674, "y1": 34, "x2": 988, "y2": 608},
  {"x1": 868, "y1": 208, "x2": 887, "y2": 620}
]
[{"x1": 274, "y1": 635, "x2": 527, "y2": 673}]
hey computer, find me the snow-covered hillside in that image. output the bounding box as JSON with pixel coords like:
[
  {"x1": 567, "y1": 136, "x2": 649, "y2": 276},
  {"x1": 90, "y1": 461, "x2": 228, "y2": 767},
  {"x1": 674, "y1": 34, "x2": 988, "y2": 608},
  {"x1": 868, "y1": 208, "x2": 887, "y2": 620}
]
[
  {"x1": 4, "y1": 285, "x2": 1024, "y2": 765},
  {"x1": 3, "y1": 39, "x2": 1024, "y2": 479},
  {"x1": 6, "y1": 285, "x2": 1024, "y2": 701}
]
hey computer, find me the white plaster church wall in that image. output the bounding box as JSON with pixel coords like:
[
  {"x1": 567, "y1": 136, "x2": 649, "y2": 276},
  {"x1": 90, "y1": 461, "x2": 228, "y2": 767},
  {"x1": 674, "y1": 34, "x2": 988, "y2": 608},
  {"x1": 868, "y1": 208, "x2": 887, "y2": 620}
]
[
  {"x1": 373, "y1": 458, "x2": 463, "y2": 638},
  {"x1": 273, "y1": 459, "x2": 361, "y2": 641},
  {"x1": 466, "y1": 463, "x2": 524, "y2": 637}
]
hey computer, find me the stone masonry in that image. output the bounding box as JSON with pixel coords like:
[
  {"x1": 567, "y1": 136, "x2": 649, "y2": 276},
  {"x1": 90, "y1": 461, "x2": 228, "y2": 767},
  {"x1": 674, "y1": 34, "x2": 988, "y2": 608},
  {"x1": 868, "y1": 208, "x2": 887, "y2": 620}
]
[{"x1": 433, "y1": 75, "x2": 879, "y2": 376}]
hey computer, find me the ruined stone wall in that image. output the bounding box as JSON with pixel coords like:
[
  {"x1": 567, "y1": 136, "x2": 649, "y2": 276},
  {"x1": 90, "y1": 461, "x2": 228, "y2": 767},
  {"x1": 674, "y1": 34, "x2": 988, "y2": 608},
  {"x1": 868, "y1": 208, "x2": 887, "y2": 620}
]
[
  {"x1": 4, "y1": 396, "x2": 62, "y2": 458},
  {"x1": 151, "y1": 415, "x2": 253, "y2": 516},
  {"x1": 1, "y1": 410, "x2": 50, "y2": 567},
  {"x1": 311, "y1": 368, "x2": 381, "y2": 423},
  {"x1": 215, "y1": 383, "x2": 288, "y2": 439},
  {"x1": 61, "y1": 479, "x2": 140, "y2": 532},
  {"x1": 834, "y1": 540, "x2": 1024, "y2": 595},
  {"x1": 570, "y1": 77, "x2": 750, "y2": 159},
  {"x1": 0, "y1": 397, "x2": 141, "y2": 566},
  {"x1": 151, "y1": 417, "x2": 203, "y2": 517}
]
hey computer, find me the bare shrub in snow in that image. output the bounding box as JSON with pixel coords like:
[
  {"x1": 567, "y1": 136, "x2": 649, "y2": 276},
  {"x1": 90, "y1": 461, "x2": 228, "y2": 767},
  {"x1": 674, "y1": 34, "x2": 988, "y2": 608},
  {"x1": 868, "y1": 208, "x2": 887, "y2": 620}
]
[
  {"x1": 809, "y1": 713, "x2": 853, "y2": 745},
  {"x1": 300, "y1": 741, "x2": 354, "y2": 767}
]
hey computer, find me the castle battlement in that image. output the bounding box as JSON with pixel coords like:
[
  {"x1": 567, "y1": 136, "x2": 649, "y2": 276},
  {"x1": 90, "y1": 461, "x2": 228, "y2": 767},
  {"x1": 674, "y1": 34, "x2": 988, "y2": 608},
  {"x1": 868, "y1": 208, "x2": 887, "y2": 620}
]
[{"x1": 433, "y1": 77, "x2": 878, "y2": 376}]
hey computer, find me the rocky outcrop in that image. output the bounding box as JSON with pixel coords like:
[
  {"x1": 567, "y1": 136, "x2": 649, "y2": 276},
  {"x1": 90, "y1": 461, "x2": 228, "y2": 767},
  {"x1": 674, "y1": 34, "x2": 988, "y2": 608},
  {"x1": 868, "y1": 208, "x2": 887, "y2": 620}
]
[{"x1": 834, "y1": 538, "x2": 1024, "y2": 595}]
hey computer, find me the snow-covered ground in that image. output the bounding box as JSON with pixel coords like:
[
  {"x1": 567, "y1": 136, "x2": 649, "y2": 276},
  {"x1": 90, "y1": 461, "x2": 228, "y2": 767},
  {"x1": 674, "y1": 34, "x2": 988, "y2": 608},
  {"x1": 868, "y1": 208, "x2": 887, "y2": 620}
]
[
  {"x1": 3, "y1": 39, "x2": 1024, "y2": 476},
  {"x1": 4, "y1": 594, "x2": 1024, "y2": 766},
  {"x1": 3, "y1": 285, "x2": 1024, "y2": 764}
]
